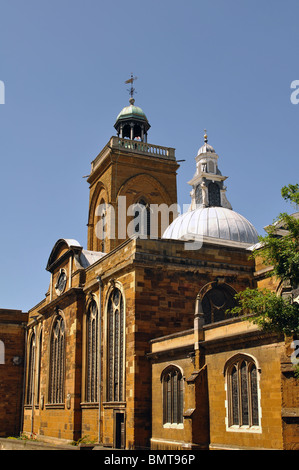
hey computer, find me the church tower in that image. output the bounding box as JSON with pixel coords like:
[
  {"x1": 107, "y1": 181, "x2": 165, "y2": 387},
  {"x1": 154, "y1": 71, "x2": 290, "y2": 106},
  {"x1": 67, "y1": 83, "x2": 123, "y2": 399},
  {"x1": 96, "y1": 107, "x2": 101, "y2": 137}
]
[{"x1": 87, "y1": 80, "x2": 179, "y2": 253}]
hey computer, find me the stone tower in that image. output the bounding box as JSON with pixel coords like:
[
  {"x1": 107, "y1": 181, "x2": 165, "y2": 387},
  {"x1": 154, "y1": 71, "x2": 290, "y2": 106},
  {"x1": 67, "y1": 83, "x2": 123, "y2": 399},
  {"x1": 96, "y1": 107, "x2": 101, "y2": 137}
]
[{"x1": 87, "y1": 96, "x2": 179, "y2": 253}]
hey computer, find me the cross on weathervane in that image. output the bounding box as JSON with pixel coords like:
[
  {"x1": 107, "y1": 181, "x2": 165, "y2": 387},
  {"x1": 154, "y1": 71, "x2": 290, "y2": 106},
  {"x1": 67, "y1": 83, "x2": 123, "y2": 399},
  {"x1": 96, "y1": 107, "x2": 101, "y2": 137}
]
[{"x1": 125, "y1": 73, "x2": 138, "y2": 100}]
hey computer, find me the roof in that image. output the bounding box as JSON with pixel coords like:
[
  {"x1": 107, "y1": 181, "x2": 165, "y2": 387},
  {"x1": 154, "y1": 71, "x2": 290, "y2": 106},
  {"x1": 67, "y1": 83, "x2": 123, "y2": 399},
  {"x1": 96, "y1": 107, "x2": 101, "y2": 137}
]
[
  {"x1": 115, "y1": 103, "x2": 149, "y2": 123},
  {"x1": 162, "y1": 206, "x2": 259, "y2": 247}
]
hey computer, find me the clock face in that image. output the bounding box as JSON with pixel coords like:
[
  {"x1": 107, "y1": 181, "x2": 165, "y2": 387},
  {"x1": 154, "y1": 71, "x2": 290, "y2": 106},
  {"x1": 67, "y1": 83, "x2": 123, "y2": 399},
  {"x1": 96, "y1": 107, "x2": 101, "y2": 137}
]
[{"x1": 56, "y1": 270, "x2": 67, "y2": 294}]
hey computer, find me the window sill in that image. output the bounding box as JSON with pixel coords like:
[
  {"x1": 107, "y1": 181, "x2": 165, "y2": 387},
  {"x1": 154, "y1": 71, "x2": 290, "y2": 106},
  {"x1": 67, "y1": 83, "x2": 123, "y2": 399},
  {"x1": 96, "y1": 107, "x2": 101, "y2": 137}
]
[
  {"x1": 45, "y1": 403, "x2": 65, "y2": 410},
  {"x1": 80, "y1": 402, "x2": 99, "y2": 409},
  {"x1": 227, "y1": 425, "x2": 261, "y2": 433},
  {"x1": 103, "y1": 401, "x2": 126, "y2": 409},
  {"x1": 163, "y1": 423, "x2": 184, "y2": 429}
]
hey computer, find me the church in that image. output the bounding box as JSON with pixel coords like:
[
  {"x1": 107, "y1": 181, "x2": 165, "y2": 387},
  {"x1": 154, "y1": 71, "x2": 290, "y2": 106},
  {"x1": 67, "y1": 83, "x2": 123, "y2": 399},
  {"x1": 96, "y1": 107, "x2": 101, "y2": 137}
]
[{"x1": 1, "y1": 88, "x2": 298, "y2": 450}]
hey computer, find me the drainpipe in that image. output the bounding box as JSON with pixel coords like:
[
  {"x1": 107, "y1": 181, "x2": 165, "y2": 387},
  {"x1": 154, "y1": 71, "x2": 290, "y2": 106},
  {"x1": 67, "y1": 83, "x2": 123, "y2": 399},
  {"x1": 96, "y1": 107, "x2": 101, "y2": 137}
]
[
  {"x1": 194, "y1": 295, "x2": 204, "y2": 369},
  {"x1": 96, "y1": 275, "x2": 103, "y2": 444},
  {"x1": 20, "y1": 326, "x2": 28, "y2": 436}
]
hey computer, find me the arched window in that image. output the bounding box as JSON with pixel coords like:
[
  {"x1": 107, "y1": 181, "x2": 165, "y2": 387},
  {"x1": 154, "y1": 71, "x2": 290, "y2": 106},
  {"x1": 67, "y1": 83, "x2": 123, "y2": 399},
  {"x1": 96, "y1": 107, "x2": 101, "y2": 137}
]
[
  {"x1": 134, "y1": 199, "x2": 151, "y2": 237},
  {"x1": 161, "y1": 366, "x2": 184, "y2": 425},
  {"x1": 86, "y1": 299, "x2": 99, "y2": 403},
  {"x1": 36, "y1": 328, "x2": 43, "y2": 405},
  {"x1": 225, "y1": 355, "x2": 260, "y2": 429},
  {"x1": 107, "y1": 288, "x2": 125, "y2": 402},
  {"x1": 201, "y1": 283, "x2": 236, "y2": 324},
  {"x1": 49, "y1": 315, "x2": 65, "y2": 404},
  {"x1": 26, "y1": 331, "x2": 36, "y2": 405},
  {"x1": 95, "y1": 199, "x2": 107, "y2": 252},
  {"x1": 0, "y1": 340, "x2": 4, "y2": 365}
]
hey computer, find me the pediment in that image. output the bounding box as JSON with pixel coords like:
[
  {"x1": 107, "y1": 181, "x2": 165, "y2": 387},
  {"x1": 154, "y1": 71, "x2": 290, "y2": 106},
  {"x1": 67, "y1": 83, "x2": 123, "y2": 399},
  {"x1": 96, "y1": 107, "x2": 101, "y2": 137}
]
[{"x1": 46, "y1": 238, "x2": 82, "y2": 272}]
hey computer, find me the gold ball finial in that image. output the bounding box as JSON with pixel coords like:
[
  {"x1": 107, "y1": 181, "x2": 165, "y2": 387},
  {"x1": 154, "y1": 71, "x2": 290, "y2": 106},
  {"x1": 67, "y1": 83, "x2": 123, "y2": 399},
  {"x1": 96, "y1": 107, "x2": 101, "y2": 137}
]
[{"x1": 204, "y1": 129, "x2": 208, "y2": 143}]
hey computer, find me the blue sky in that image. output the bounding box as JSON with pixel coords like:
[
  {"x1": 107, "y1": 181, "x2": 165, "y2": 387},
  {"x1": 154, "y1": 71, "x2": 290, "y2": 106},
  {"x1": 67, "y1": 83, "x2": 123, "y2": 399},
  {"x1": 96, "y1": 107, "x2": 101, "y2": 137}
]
[{"x1": 0, "y1": 0, "x2": 298, "y2": 311}]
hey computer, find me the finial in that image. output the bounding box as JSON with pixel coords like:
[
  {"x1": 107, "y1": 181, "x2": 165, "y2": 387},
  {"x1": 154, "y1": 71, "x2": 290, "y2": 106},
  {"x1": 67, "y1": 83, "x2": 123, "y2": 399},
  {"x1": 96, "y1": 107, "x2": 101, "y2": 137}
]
[
  {"x1": 204, "y1": 129, "x2": 208, "y2": 143},
  {"x1": 125, "y1": 73, "x2": 138, "y2": 102}
]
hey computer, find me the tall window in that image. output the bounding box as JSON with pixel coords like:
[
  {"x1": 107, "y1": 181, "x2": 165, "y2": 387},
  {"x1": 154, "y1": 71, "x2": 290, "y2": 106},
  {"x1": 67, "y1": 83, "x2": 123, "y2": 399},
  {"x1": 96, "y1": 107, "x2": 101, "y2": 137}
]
[
  {"x1": 107, "y1": 288, "x2": 125, "y2": 402},
  {"x1": 162, "y1": 366, "x2": 184, "y2": 425},
  {"x1": 36, "y1": 328, "x2": 43, "y2": 405},
  {"x1": 226, "y1": 355, "x2": 260, "y2": 429},
  {"x1": 26, "y1": 331, "x2": 36, "y2": 405},
  {"x1": 86, "y1": 299, "x2": 99, "y2": 403},
  {"x1": 134, "y1": 199, "x2": 151, "y2": 237},
  {"x1": 49, "y1": 315, "x2": 65, "y2": 404},
  {"x1": 208, "y1": 182, "x2": 221, "y2": 206}
]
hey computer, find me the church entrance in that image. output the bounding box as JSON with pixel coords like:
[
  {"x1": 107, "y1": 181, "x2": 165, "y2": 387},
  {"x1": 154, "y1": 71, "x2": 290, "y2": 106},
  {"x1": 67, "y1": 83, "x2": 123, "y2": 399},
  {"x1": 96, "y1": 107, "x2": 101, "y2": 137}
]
[{"x1": 114, "y1": 411, "x2": 125, "y2": 449}]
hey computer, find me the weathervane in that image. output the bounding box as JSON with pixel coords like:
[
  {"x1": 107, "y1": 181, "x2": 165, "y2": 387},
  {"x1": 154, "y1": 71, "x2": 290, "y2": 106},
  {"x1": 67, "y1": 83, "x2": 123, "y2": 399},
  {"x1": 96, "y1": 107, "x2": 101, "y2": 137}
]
[{"x1": 125, "y1": 73, "x2": 138, "y2": 101}]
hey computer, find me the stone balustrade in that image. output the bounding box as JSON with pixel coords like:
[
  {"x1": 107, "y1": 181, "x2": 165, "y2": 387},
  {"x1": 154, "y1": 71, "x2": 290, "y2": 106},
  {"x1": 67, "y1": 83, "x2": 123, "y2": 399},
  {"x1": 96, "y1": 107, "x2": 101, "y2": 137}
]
[{"x1": 90, "y1": 137, "x2": 176, "y2": 175}]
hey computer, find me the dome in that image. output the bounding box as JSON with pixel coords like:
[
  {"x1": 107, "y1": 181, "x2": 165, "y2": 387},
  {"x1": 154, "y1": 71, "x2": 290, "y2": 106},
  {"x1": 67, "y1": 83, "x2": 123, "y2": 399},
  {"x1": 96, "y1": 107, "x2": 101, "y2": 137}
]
[
  {"x1": 197, "y1": 142, "x2": 216, "y2": 155},
  {"x1": 115, "y1": 100, "x2": 149, "y2": 124},
  {"x1": 162, "y1": 206, "x2": 259, "y2": 246},
  {"x1": 114, "y1": 97, "x2": 150, "y2": 141}
]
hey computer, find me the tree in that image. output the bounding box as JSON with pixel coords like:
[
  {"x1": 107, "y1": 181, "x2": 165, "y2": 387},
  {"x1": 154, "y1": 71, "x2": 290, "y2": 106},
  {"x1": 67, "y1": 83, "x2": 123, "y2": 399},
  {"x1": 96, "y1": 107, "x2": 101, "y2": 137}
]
[{"x1": 228, "y1": 184, "x2": 299, "y2": 374}]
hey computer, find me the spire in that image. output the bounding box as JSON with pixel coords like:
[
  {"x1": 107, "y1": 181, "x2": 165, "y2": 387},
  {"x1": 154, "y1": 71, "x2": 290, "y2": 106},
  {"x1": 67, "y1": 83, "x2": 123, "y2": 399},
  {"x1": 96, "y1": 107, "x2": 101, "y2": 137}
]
[{"x1": 204, "y1": 129, "x2": 208, "y2": 144}]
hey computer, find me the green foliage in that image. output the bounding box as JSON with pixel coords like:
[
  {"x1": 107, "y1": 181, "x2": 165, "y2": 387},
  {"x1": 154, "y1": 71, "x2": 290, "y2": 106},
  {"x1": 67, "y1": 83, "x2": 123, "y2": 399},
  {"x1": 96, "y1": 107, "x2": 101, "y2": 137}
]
[
  {"x1": 229, "y1": 288, "x2": 299, "y2": 335},
  {"x1": 252, "y1": 185, "x2": 299, "y2": 289},
  {"x1": 281, "y1": 183, "x2": 299, "y2": 207},
  {"x1": 71, "y1": 435, "x2": 96, "y2": 446},
  {"x1": 227, "y1": 184, "x2": 299, "y2": 338}
]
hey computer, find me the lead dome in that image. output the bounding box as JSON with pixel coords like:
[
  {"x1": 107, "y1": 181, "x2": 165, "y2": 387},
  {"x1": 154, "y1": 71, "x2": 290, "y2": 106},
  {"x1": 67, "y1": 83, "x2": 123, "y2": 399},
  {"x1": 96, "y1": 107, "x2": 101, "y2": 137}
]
[{"x1": 163, "y1": 206, "x2": 259, "y2": 246}]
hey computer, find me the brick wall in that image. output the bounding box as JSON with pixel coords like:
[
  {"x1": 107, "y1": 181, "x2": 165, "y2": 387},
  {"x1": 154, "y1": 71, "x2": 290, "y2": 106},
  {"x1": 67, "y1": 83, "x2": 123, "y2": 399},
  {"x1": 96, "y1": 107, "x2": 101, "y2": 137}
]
[{"x1": 0, "y1": 309, "x2": 27, "y2": 437}]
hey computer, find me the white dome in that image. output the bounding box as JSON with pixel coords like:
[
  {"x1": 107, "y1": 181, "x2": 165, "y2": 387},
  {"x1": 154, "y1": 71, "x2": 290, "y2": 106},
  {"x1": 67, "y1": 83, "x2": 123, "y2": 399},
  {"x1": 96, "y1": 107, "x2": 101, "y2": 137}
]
[{"x1": 162, "y1": 206, "x2": 259, "y2": 246}]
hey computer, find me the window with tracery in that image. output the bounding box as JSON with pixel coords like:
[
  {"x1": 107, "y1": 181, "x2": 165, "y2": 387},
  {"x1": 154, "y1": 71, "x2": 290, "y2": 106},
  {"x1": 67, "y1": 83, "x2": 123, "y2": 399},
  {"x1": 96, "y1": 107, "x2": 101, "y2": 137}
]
[
  {"x1": 202, "y1": 284, "x2": 236, "y2": 324},
  {"x1": 86, "y1": 299, "x2": 99, "y2": 403},
  {"x1": 107, "y1": 288, "x2": 125, "y2": 402},
  {"x1": 162, "y1": 367, "x2": 184, "y2": 425},
  {"x1": 36, "y1": 329, "x2": 43, "y2": 405},
  {"x1": 226, "y1": 355, "x2": 260, "y2": 429},
  {"x1": 49, "y1": 315, "x2": 65, "y2": 404},
  {"x1": 26, "y1": 331, "x2": 36, "y2": 405}
]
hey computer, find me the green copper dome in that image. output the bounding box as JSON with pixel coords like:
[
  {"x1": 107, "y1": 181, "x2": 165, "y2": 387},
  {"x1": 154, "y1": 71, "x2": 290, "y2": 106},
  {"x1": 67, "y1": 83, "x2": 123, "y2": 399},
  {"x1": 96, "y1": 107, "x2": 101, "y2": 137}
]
[
  {"x1": 114, "y1": 98, "x2": 151, "y2": 141},
  {"x1": 115, "y1": 99, "x2": 149, "y2": 123}
]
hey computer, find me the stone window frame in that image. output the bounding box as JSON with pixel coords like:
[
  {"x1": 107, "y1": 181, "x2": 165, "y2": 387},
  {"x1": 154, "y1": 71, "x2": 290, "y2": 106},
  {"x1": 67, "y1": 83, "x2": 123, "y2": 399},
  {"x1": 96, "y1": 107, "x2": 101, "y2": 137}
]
[
  {"x1": 85, "y1": 295, "x2": 100, "y2": 403},
  {"x1": 161, "y1": 365, "x2": 184, "y2": 429},
  {"x1": 105, "y1": 282, "x2": 126, "y2": 403},
  {"x1": 47, "y1": 311, "x2": 66, "y2": 406},
  {"x1": 133, "y1": 197, "x2": 151, "y2": 238},
  {"x1": 25, "y1": 329, "x2": 36, "y2": 405},
  {"x1": 224, "y1": 353, "x2": 262, "y2": 433},
  {"x1": 54, "y1": 268, "x2": 67, "y2": 296},
  {"x1": 95, "y1": 198, "x2": 107, "y2": 253},
  {"x1": 199, "y1": 281, "x2": 237, "y2": 325}
]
